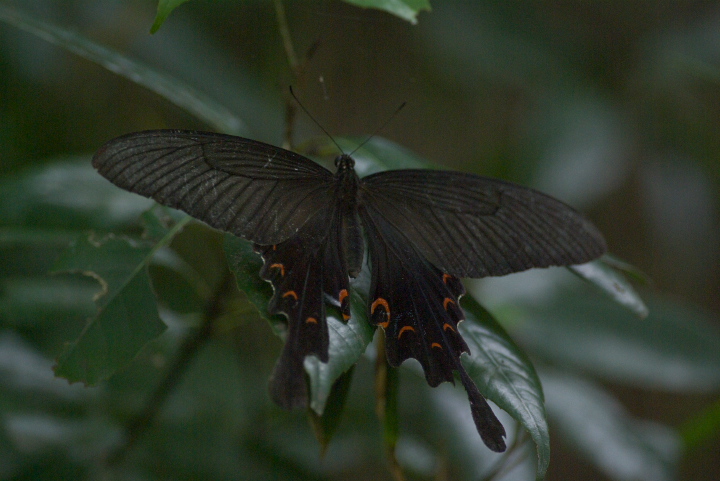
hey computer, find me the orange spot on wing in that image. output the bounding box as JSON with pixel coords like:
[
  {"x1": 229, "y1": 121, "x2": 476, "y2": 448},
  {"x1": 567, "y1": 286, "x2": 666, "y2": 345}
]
[
  {"x1": 443, "y1": 298, "x2": 455, "y2": 310},
  {"x1": 442, "y1": 323, "x2": 456, "y2": 332},
  {"x1": 372, "y1": 298, "x2": 390, "y2": 328},
  {"x1": 339, "y1": 289, "x2": 349, "y2": 303},
  {"x1": 282, "y1": 291, "x2": 298, "y2": 300},
  {"x1": 272, "y1": 244, "x2": 277, "y2": 250},
  {"x1": 342, "y1": 313, "x2": 351, "y2": 321},
  {"x1": 371, "y1": 298, "x2": 389, "y2": 314},
  {"x1": 270, "y1": 263, "x2": 285, "y2": 276},
  {"x1": 431, "y1": 342, "x2": 443, "y2": 350},
  {"x1": 305, "y1": 317, "x2": 318, "y2": 324},
  {"x1": 398, "y1": 326, "x2": 415, "y2": 338},
  {"x1": 442, "y1": 273, "x2": 452, "y2": 284}
]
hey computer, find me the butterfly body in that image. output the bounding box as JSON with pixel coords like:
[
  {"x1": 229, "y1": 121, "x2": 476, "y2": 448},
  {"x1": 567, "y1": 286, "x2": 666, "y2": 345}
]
[{"x1": 93, "y1": 130, "x2": 607, "y2": 452}]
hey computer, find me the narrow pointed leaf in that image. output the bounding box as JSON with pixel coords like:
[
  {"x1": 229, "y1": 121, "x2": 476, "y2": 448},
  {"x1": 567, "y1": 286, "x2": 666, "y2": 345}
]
[
  {"x1": 569, "y1": 258, "x2": 648, "y2": 318},
  {"x1": 0, "y1": 4, "x2": 246, "y2": 135},
  {"x1": 542, "y1": 369, "x2": 680, "y2": 481},
  {"x1": 151, "y1": 0, "x2": 192, "y2": 33},
  {"x1": 519, "y1": 292, "x2": 720, "y2": 391},
  {"x1": 342, "y1": 0, "x2": 431, "y2": 25}
]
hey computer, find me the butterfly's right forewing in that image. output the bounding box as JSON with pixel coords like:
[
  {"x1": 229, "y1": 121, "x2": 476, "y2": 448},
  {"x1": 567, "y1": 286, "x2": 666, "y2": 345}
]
[{"x1": 92, "y1": 130, "x2": 335, "y2": 245}]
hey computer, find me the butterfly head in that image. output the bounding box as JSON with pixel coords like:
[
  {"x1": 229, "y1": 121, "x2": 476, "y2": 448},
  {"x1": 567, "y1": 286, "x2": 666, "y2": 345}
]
[{"x1": 334, "y1": 154, "x2": 355, "y2": 171}]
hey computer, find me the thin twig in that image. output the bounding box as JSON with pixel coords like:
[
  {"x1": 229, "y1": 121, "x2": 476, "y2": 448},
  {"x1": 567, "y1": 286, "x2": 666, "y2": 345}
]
[
  {"x1": 274, "y1": 0, "x2": 298, "y2": 72},
  {"x1": 274, "y1": 0, "x2": 322, "y2": 149}
]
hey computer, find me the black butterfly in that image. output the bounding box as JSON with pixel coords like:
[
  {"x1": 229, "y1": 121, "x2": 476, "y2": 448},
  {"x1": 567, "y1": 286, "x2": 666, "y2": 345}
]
[{"x1": 92, "y1": 130, "x2": 606, "y2": 452}]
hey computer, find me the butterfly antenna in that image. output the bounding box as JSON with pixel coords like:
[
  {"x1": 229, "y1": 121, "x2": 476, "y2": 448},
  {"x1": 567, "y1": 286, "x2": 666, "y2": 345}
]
[
  {"x1": 289, "y1": 86, "x2": 345, "y2": 154},
  {"x1": 348, "y1": 101, "x2": 406, "y2": 157}
]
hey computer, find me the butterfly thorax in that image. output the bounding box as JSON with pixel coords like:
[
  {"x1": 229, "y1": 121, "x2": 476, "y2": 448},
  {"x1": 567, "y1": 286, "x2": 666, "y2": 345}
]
[{"x1": 333, "y1": 154, "x2": 364, "y2": 278}]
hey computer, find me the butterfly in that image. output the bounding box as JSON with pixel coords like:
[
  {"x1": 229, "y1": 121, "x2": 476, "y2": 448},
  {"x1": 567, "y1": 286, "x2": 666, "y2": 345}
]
[{"x1": 92, "y1": 130, "x2": 607, "y2": 452}]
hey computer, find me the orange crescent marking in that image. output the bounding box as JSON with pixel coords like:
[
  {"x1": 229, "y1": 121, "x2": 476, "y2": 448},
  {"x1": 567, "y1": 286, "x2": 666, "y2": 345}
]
[
  {"x1": 272, "y1": 244, "x2": 277, "y2": 251},
  {"x1": 398, "y1": 325, "x2": 415, "y2": 338},
  {"x1": 442, "y1": 323, "x2": 456, "y2": 332},
  {"x1": 442, "y1": 273, "x2": 452, "y2": 284},
  {"x1": 431, "y1": 342, "x2": 443, "y2": 350},
  {"x1": 378, "y1": 321, "x2": 390, "y2": 329},
  {"x1": 270, "y1": 263, "x2": 285, "y2": 276},
  {"x1": 305, "y1": 317, "x2": 318, "y2": 324},
  {"x1": 342, "y1": 313, "x2": 351, "y2": 321},
  {"x1": 282, "y1": 291, "x2": 298, "y2": 300},
  {"x1": 338, "y1": 289, "x2": 349, "y2": 304},
  {"x1": 443, "y1": 298, "x2": 455, "y2": 310},
  {"x1": 371, "y1": 298, "x2": 389, "y2": 314}
]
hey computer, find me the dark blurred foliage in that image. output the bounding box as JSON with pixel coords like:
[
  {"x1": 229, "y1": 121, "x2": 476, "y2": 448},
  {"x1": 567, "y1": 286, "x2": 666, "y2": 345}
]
[{"x1": 1, "y1": 1, "x2": 719, "y2": 480}]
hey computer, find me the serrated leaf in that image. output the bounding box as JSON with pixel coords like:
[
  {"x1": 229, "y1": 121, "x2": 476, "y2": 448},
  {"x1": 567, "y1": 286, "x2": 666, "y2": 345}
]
[
  {"x1": 542, "y1": 369, "x2": 680, "y2": 481},
  {"x1": 0, "y1": 4, "x2": 246, "y2": 135},
  {"x1": 459, "y1": 296, "x2": 550, "y2": 479},
  {"x1": 569, "y1": 258, "x2": 648, "y2": 318},
  {"x1": 223, "y1": 234, "x2": 286, "y2": 336},
  {"x1": 53, "y1": 234, "x2": 165, "y2": 384},
  {"x1": 52, "y1": 209, "x2": 190, "y2": 384},
  {"x1": 342, "y1": 0, "x2": 431, "y2": 25},
  {"x1": 151, "y1": 0, "x2": 192, "y2": 34}
]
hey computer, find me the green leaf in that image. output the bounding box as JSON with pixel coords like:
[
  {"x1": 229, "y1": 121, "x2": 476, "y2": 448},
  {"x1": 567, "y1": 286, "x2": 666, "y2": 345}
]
[
  {"x1": 569, "y1": 258, "x2": 649, "y2": 318},
  {"x1": 52, "y1": 209, "x2": 190, "y2": 384},
  {"x1": 0, "y1": 4, "x2": 246, "y2": 135},
  {"x1": 517, "y1": 290, "x2": 720, "y2": 391},
  {"x1": 151, "y1": 0, "x2": 192, "y2": 34},
  {"x1": 0, "y1": 160, "x2": 152, "y2": 231},
  {"x1": 459, "y1": 296, "x2": 550, "y2": 480},
  {"x1": 305, "y1": 278, "x2": 375, "y2": 414},
  {"x1": 53, "y1": 234, "x2": 166, "y2": 384},
  {"x1": 342, "y1": 0, "x2": 431, "y2": 25},
  {"x1": 542, "y1": 369, "x2": 680, "y2": 481},
  {"x1": 308, "y1": 366, "x2": 355, "y2": 452},
  {"x1": 681, "y1": 396, "x2": 720, "y2": 450}
]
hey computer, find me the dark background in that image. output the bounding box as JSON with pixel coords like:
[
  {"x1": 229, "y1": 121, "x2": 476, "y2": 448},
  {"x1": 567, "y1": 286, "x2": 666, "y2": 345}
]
[{"x1": 1, "y1": 1, "x2": 719, "y2": 480}]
